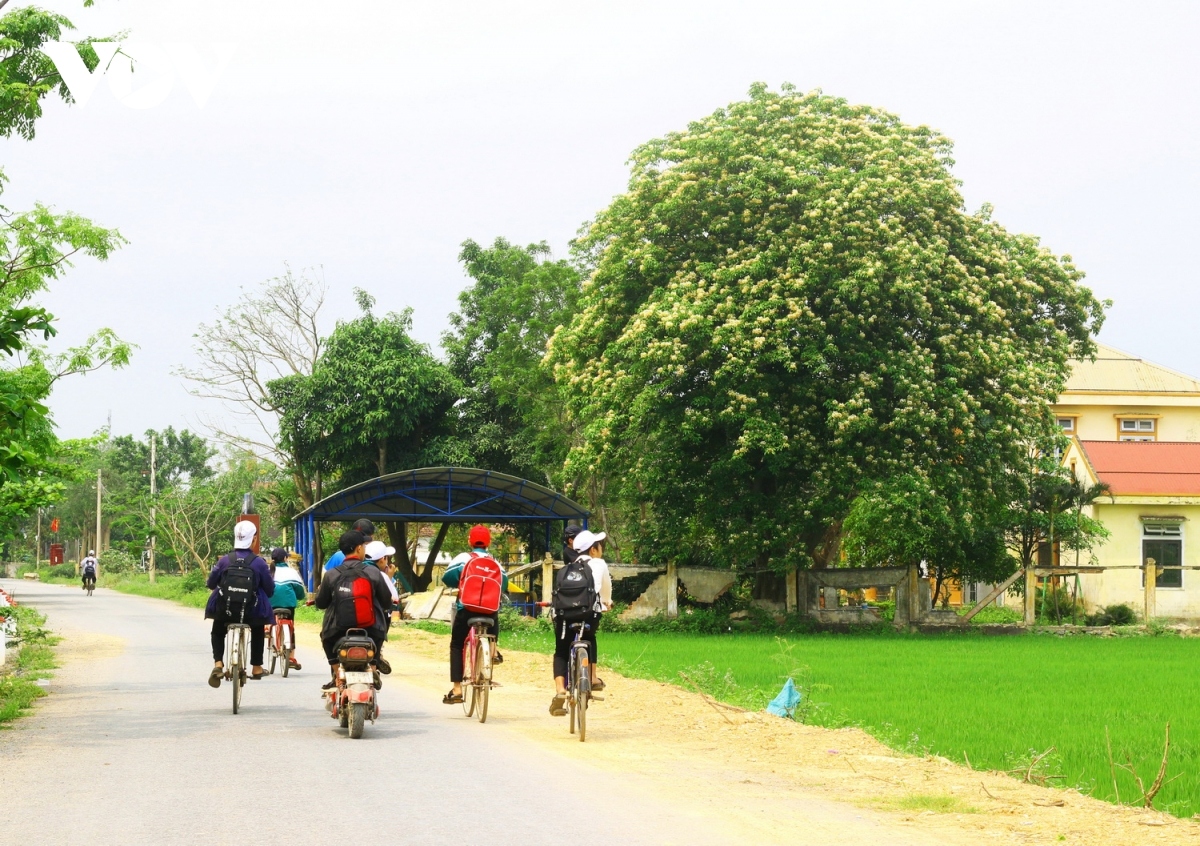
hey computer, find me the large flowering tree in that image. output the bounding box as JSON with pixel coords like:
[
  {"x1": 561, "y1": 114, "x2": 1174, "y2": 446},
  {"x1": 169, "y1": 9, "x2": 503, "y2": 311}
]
[{"x1": 550, "y1": 83, "x2": 1105, "y2": 570}]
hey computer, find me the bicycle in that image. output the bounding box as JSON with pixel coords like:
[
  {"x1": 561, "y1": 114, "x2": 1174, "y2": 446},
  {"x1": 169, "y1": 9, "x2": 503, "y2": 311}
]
[
  {"x1": 266, "y1": 612, "x2": 296, "y2": 677},
  {"x1": 223, "y1": 623, "x2": 251, "y2": 714},
  {"x1": 460, "y1": 616, "x2": 496, "y2": 723},
  {"x1": 83, "y1": 574, "x2": 96, "y2": 597},
  {"x1": 565, "y1": 620, "x2": 592, "y2": 741}
]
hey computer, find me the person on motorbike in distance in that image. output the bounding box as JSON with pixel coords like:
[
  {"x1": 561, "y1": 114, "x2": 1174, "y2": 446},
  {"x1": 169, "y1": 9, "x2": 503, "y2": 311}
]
[
  {"x1": 268, "y1": 547, "x2": 306, "y2": 671},
  {"x1": 81, "y1": 550, "x2": 98, "y2": 590},
  {"x1": 205, "y1": 521, "x2": 275, "y2": 687},
  {"x1": 550, "y1": 529, "x2": 612, "y2": 716},
  {"x1": 441, "y1": 525, "x2": 508, "y2": 705},
  {"x1": 314, "y1": 530, "x2": 393, "y2": 691},
  {"x1": 323, "y1": 518, "x2": 376, "y2": 571}
]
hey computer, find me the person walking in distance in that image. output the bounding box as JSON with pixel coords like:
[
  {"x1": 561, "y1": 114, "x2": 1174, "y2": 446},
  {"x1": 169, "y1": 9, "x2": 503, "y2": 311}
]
[
  {"x1": 205, "y1": 521, "x2": 275, "y2": 687},
  {"x1": 440, "y1": 525, "x2": 508, "y2": 705},
  {"x1": 549, "y1": 529, "x2": 612, "y2": 715}
]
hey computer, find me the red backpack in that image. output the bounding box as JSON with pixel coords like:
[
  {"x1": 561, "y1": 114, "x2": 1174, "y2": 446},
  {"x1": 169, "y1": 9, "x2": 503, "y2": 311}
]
[
  {"x1": 458, "y1": 553, "x2": 503, "y2": 614},
  {"x1": 334, "y1": 562, "x2": 377, "y2": 629}
]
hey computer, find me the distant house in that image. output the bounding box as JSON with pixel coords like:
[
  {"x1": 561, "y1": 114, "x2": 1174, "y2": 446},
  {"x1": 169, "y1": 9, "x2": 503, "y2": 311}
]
[{"x1": 1056, "y1": 345, "x2": 1200, "y2": 619}]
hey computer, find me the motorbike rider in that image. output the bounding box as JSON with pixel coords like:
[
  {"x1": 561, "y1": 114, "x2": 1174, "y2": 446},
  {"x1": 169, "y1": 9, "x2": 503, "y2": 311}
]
[
  {"x1": 205, "y1": 521, "x2": 275, "y2": 686},
  {"x1": 268, "y1": 547, "x2": 306, "y2": 671},
  {"x1": 314, "y1": 530, "x2": 393, "y2": 691},
  {"x1": 441, "y1": 525, "x2": 508, "y2": 705},
  {"x1": 364, "y1": 540, "x2": 400, "y2": 607},
  {"x1": 81, "y1": 550, "x2": 98, "y2": 590}
]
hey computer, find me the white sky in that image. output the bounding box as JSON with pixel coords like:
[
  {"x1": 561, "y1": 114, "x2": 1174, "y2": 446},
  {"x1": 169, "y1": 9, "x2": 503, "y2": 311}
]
[{"x1": 5, "y1": 0, "x2": 1198, "y2": 441}]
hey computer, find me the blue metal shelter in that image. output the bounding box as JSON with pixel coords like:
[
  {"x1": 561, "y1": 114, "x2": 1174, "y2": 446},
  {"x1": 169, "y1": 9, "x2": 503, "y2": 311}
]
[{"x1": 292, "y1": 466, "x2": 589, "y2": 588}]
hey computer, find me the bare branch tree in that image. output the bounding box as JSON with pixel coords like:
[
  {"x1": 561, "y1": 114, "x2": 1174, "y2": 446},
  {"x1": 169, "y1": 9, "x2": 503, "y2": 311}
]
[{"x1": 175, "y1": 266, "x2": 326, "y2": 507}]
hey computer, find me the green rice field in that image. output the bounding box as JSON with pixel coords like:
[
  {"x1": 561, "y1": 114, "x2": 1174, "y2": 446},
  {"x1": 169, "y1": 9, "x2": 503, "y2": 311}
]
[{"x1": 500, "y1": 626, "x2": 1200, "y2": 818}]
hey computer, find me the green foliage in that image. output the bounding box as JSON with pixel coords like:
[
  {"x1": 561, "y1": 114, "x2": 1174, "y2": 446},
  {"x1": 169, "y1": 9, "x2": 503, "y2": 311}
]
[
  {"x1": 270, "y1": 297, "x2": 462, "y2": 485},
  {"x1": 0, "y1": 604, "x2": 57, "y2": 725},
  {"x1": 1086, "y1": 603, "x2": 1138, "y2": 627},
  {"x1": 551, "y1": 83, "x2": 1105, "y2": 572},
  {"x1": 960, "y1": 604, "x2": 1022, "y2": 624},
  {"x1": 444, "y1": 237, "x2": 580, "y2": 486}
]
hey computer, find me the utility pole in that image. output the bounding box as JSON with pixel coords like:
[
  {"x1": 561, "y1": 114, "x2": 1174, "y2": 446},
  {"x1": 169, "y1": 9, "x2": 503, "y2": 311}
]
[
  {"x1": 35, "y1": 508, "x2": 41, "y2": 571},
  {"x1": 95, "y1": 467, "x2": 103, "y2": 568},
  {"x1": 149, "y1": 434, "x2": 157, "y2": 584}
]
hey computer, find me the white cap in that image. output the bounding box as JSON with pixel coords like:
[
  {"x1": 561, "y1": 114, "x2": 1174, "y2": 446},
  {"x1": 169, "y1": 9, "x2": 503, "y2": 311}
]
[
  {"x1": 573, "y1": 530, "x2": 607, "y2": 553},
  {"x1": 234, "y1": 520, "x2": 257, "y2": 549},
  {"x1": 364, "y1": 540, "x2": 396, "y2": 561}
]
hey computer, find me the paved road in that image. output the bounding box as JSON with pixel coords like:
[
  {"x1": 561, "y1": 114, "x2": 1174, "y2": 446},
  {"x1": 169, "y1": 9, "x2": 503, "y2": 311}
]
[{"x1": 0, "y1": 580, "x2": 742, "y2": 846}]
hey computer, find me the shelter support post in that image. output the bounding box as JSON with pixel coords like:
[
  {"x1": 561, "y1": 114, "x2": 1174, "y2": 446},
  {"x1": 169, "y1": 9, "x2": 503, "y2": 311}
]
[
  {"x1": 907, "y1": 564, "x2": 920, "y2": 623},
  {"x1": 785, "y1": 567, "x2": 798, "y2": 613},
  {"x1": 1144, "y1": 559, "x2": 1157, "y2": 621},
  {"x1": 542, "y1": 555, "x2": 554, "y2": 605},
  {"x1": 1024, "y1": 566, "x2": 1037, "y2": 626},
  {"x1": 666, "y1": 561, "x2": 678, "y2": 619}
]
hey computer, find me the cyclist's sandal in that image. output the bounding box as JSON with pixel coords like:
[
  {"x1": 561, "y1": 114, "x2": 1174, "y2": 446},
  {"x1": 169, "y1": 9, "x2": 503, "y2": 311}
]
[
  {"x1": 494, "y1": 651, "x2": 504, "y2": 664},
  {"x1": 321, "y1": 679, "x2": 337, "y2": 691},
  {"x1": 549, "y1": 692, "x2": 568, "y2": 716},
  {"x1": 250, "y1": 669, "x2": 266, "y2": 680},
  {"x1": 592, "y1": 678, "x2": 606, "y2": 692},
  {"x1": 208, "y1": 666, "x2": 223, "y2": 689},
  {"x1": 288, "y1": 659, "x2": 302, "y2": 671},
  {"x1": 377, "y1": 655, "x2": 392, "y2": 674},
  {"x1": 442, "y1": 689, "x2": 463, "y2": 704}
]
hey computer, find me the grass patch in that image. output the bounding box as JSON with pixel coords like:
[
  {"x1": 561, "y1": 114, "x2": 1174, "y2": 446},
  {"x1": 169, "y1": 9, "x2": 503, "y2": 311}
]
[
  {"x1": 868, "y1": 794, "x2": 980, "y2": 814},
  {"x1": 0, "y1": 605, "x2": 58, "y2": 725}
]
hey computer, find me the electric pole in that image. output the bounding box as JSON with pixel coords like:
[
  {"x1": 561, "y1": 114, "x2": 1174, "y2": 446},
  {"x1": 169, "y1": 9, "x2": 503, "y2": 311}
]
[
  {"x1": 35, "y1": 508, "x2": 41, "y2": 571},
  {"x1": 149, "y1": 434, "x2": 157, "y2": 583},
  {"x1": 95, "y1": 468, "x2": 102, "y2": 571}
]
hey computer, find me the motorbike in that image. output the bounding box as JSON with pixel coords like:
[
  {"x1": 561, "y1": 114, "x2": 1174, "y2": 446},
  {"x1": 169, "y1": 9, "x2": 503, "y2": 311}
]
[{"x1": 324, "y1": 627, "x2": 380, "y2": 738}]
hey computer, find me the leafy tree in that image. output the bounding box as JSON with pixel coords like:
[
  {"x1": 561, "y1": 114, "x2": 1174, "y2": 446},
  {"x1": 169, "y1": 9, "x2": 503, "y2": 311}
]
[
  {"x1": 550, "y1": 84, "x2": 1106, "y2": 572},
  {"x1": 443, "y1": 237, "x2": 580, "y2": 485},
  {"x1": 269, "y1": 292, "x2": 463, "y2": 589}
]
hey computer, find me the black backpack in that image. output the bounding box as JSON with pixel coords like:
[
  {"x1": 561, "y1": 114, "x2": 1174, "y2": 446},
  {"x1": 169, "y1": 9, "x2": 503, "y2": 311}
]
[
  {"x1": 218, "y1": 552, "x2": 257, "y2": 623},
  {"x1": 553, "y1": 556, "x2": 597, "y2": 621}
]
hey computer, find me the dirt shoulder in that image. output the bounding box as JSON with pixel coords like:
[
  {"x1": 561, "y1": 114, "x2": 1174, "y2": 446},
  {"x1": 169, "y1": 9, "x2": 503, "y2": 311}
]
[{"x1": 358, "y1": 624, "x2": 1195, "y2": 846}]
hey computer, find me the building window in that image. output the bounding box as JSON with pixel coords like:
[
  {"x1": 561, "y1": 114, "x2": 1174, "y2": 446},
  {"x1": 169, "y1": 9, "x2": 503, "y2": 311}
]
[
  {"x1": 1142, "y1": 522, "x2": 1183, "y2": 589},
  {"x1": 1057, "y1": 417, "x2": 1076, "y2": 433},
  {"x1": 1119, "y1": 418, "x2": 1156, "y2": 441}
]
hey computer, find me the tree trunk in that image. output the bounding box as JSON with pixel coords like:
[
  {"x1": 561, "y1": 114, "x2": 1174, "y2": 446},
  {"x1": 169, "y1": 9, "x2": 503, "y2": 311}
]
[{"x1": 387, "y1": 521, "x2": 431, "y2": 592}]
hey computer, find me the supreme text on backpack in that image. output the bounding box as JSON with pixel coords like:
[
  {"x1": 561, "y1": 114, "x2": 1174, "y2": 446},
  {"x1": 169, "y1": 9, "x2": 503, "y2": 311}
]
[
  {"x1": 333, "y1": 562, "x2": 377, "y2": 630},
  {"x1": 552, "y1": 557, "x2": 597, "y2": 621},
  {"x1": 458, "y1": 553, "x2": 503, "y2": 614},
  {"x1": 218, "y1": 552, "x2": 257, "y2": 623}
]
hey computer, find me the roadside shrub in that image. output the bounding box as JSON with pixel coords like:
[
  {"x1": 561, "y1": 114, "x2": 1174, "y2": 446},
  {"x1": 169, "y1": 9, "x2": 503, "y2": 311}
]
[
  {"x1": 180, "y1": 570, "x2": 206, "y2": 594},
  {"x1": 99, "y1": 548, "x2": 139, "y2": 574},
  {"x1": 49, "y1": 563, "x2": 75, "y2": 578},
  {"x1": 1086, "y1": 603, "x2": 1138, "y2": 627}
]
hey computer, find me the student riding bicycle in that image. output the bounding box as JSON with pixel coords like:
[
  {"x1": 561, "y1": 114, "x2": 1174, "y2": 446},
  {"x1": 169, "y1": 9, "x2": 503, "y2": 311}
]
[
  {"x1": 441, "y1": 525, "x2": 508, "y2": 705},
  {"x1": 268, "y1": 547, "x2": 306, "y2": 671},
  {"x1": 81, "y1": 550, "x2": 98, "y2": 590},
  {"x1": 314, "y1": 530, "x2": 394, "y2": 691},
  {"x1": 205, "y1": 521, "x2": 275, "y2": 687},
  {"x1": 549, "y1": 529, "x2": 612, "y2": 716}
]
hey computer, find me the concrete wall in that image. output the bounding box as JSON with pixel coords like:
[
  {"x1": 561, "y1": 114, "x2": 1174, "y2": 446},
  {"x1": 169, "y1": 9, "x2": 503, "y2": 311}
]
[{"x1": 1079, "y1": 502, "x2": 1200, "y2": 619}]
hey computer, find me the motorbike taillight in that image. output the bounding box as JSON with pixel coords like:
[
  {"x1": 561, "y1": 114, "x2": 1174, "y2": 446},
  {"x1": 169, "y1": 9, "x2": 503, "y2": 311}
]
[{"x1": 347, "y1": 646, "x2": 369, "y2": 661}]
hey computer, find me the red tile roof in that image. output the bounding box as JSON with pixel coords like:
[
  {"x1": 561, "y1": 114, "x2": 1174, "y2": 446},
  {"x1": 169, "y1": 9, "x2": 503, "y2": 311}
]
[{"x1": 1078, "y1": 441, "x2": 1200, "y2": 496}]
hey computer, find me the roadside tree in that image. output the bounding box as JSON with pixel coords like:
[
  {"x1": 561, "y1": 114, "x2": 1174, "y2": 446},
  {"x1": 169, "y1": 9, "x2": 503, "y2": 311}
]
[{"x1": 550, "y1": 84, "x2": 1106, "y2": 572}]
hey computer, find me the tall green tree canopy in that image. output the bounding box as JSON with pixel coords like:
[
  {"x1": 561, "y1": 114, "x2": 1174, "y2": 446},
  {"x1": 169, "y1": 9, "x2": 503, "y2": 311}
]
[
  {"x1": 269, "y1": 292, "x2": 463, "y2": 487},
  {"x1": 443, "y1": 237, "x2": 580, "y2": 485},
  {"x1": 551, "y1": 84, "x2": 1105, "y2": 570}
]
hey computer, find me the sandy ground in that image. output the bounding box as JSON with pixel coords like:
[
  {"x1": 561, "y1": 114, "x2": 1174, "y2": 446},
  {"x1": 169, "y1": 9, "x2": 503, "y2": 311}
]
[{"x1": 372, "y1": 623, "x2": 1200, "y2": 846}]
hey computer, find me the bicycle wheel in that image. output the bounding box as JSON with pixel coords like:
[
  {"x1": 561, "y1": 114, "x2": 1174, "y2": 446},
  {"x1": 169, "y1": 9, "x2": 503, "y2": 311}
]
[
  {"x1": 568, "y1": 651, "x2": 577, "y2": 735},
  {"x1": 477, "y1": 639, "x2": 490, "y2": 724},
  {"x1": 231, "y1": 631, "x2": 243, "y2": 715},
  {"x1": 573, "y1": 644, "x2": 588, "y2": 742},
  {"x1": 267, "y1": 628, "x2": 278, "y2": 675},
  {"x1": 281, "y1": 624, "x2": 291, "y2": 678},
  {"x1": 461, "y1": 631, "x2": 477, "y2": 717}
]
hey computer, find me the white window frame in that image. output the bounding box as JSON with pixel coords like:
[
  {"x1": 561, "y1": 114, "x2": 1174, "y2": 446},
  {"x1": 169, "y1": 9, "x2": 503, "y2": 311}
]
[
  {"x1": 1141, "y1": 521, "x2": 1184, "y2": 590},
  {"x1": 1057, "y1": 417, "x2": 1076, "y2": 433}
]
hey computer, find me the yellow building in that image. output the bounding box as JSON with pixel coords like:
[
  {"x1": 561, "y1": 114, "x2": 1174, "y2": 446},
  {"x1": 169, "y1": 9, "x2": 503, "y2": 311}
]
[{"x1": 1055, "y1": 345, "x2": 1200, "y2": 619}]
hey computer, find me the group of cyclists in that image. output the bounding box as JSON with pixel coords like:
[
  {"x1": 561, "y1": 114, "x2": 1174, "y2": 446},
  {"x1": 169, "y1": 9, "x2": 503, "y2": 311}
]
[{"x1": 203, "y1": 516, "x2": 613, "y2": 720}]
